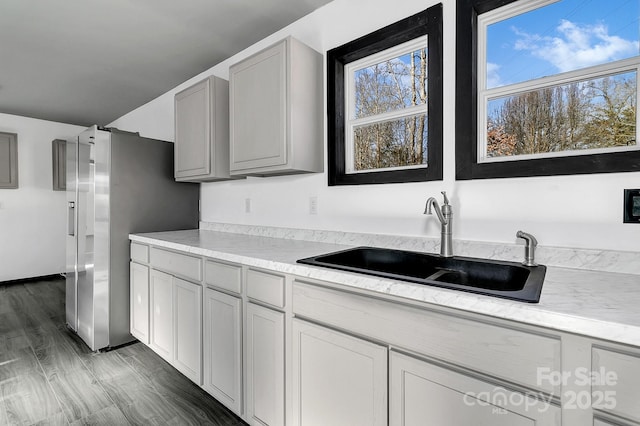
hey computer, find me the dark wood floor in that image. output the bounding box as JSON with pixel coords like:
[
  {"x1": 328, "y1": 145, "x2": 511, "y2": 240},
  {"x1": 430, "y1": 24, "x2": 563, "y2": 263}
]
[{"x1": 0, "y1": 276, "x2": 246, "y2": 425}]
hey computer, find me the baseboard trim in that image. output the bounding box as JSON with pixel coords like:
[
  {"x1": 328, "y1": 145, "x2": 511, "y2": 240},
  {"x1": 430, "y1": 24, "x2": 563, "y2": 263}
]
[{"x1": 0, "y1": 273, "x2": 65, "y2": 286}]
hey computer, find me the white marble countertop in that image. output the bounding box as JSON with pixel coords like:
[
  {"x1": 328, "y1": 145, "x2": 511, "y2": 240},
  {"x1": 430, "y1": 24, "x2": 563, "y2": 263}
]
[{"x1": 130, "y1": 229, "x2": 640, "y2": 347}]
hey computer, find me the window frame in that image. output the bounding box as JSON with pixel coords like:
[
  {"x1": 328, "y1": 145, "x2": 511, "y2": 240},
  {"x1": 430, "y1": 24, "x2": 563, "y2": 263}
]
[
  {"x1": 327, "y1": 4, "x2": 443, "y2": 186},
  {"x1": 344, "y1": 37, "x2": 429, "y2": 174},
  {"x1": 456, "y1": 0, "x2": 640, "y2": 180}
]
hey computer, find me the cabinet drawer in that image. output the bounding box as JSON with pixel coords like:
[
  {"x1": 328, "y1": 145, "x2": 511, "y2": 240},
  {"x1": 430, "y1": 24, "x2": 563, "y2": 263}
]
[
  {"x1": 150, "y1": 247, "x2": 202, "y2": 282},
  {"x1": 293, "y1": 280, "x2": 561, "y2": 395},
  {"x1": 592, "y1": 346, "x2": 640, "y2": 421},
  {"x1": 246, "y1": 269, "x2": 285, "y2": 308},
  {"x1": 205, "y1": 259, "x2": 242, "y2": 294},
  {"x1": 131, "y1": 242, "x2": 149, "y2": 263}
]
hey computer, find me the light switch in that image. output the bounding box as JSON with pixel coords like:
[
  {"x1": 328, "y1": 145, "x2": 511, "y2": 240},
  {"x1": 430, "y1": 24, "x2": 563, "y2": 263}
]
[{"x1": 309, "y1": 196, "x2": 318, "y2": 215}]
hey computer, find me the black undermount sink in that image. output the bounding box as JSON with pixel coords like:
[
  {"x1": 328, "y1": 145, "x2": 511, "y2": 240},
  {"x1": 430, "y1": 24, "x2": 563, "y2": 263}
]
[{"x1": 297, "y1": 247, "x2": 546, "y2": 303}]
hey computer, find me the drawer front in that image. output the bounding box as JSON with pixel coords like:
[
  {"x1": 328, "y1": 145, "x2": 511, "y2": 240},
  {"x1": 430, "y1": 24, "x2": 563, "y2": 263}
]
[
  {"x1": 205, "y1": 259, "x2": 242, "y2": 294},
  {"x1": 592, "y1": 347, "x2": 640, "y2": 421},
  {"x1": 150, "y1": 247, "x2": 202, "y2": 282},
  {"x1": 246, "y1": 269, "x2": 285, "y2": 308},
  {"x1": 293, "y1": 280, "x2": 561, "y2": 395},
  {"x1": 130, "y1": 242, "x2": 149, "y2": 263}
]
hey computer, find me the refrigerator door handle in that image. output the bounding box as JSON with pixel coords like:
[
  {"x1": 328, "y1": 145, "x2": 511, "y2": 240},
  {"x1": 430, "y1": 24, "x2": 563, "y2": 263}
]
[{"x1": 68, "y1": 201, "x2": 75, "y2": 236}]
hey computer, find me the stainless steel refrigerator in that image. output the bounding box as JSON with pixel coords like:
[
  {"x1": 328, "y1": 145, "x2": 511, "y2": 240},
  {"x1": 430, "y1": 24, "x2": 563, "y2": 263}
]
[{"x1": 66, "y1": 125, "x2": 199, "y2": 351}]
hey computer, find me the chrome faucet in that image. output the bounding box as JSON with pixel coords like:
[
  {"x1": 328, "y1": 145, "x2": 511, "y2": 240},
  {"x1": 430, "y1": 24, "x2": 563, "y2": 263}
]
[
  {"x1": 424, "y1": 191, "x2": 453, "y2": 257},
  {"x1": 516, "y1": 230, "x2": 538, "y2": 266}
]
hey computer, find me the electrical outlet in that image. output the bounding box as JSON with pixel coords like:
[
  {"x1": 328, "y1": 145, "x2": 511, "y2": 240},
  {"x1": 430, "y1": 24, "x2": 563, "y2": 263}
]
[
  {"x1": 245, "y1": 198, "x2": 251, "y2": 214},
  {"x1": 624, "y1": 189, "x2": 640, "y2": 223},
  {"x1": 309, "y1": 196, "x2": 318, "y2": 215}
]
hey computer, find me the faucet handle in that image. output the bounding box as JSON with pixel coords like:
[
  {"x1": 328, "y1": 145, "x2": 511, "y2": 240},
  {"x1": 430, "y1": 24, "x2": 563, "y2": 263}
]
[
  {"x1": 516, "y1": 230, "x2": 537, "y2": 247},
  {"x1": 516, "y1": 230, "x2": 538, "y2": 266},
  {"x1": 441, "y1": 191, "x2": 449, "y2": 205}
]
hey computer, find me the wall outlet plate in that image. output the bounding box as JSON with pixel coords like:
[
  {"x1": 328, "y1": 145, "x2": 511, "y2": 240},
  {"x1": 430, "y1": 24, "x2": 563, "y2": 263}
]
[{"x1": 623, "y1": 189, "x2": 640, "y2": 223}]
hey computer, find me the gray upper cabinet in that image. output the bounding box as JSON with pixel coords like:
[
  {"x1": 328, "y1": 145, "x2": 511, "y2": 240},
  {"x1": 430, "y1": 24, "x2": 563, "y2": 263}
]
[
  {"x1": 0, "y1": 132, "x2": 18, "y2": 189},
  {"x1": 229, "y1": 36, "x2": 323, "y2": 176},
  {"x1": 52, "y1": 139, "x2": 66, "y2": 191},
  {"x1": 174, "y1": 76, "x2": 232, "y2": 182}
]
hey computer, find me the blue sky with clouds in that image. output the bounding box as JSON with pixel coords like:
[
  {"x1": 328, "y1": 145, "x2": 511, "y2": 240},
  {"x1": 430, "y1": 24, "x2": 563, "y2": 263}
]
[{"x1": 486, "y1": 0, "x2": 640, "y2": 88}]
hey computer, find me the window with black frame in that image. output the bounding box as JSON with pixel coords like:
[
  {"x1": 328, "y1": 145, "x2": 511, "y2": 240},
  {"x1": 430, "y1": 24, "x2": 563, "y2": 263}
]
[
  {"x1": 327, "y1": 4, "x2": 443, "y2": 185},
  {"x1": 456, "y1": 0, "x2": 640, "y2": 180}
]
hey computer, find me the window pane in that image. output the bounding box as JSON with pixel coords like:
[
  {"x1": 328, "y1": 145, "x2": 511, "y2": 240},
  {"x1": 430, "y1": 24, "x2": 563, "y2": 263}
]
[
  {"x1": 486, "y1": 0, "x2": 640, "y2": 89},
  {"x1": 354, "y1": 48, "x2": 427, "y2": 118},
  {"x1": 486, "y1": 71, "x2": 637, "y2": 158},
  {"x1": 352, "y1": 114, "x2": 427, "y2": 171}
]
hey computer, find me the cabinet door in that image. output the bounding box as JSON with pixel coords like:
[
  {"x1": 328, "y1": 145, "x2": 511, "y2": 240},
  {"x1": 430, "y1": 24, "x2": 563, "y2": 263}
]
[
  {"x1": 130, "y1": 262, "x2": 149, "y2": 344},
  {"x1": 246, "y1": 302, "x2": 285, "y2": 426},
  {"x1": 592, "y1": 347, "x2": 640, "y2": 422},
  {"x1": 292, "y1": 319, "x2": 387, "y2": 426},
  {"x1": 389, "y1": 351, "x2": 560, "y2": 426},
  {"x1": 173, "y1": 278, "x2": 202, "y2": 384},
  {"x1": 149, "y1": 270, "x2": 174, "y2": 362},
  {"x1": 52, "y1": 139, "x2": 66, "y2": 191},
  {"x1": 175, "y1": 78, "x2": 210, "y2": 179},
  {"x1": 203, "y1": 288, "x2": 242, "y2": 415},
  {"x1": 0, "y1": 132, "x2": 18, "y2": 188},
  {"x1": 230, "y1": 40, "x2": 287, "y2": 171}
]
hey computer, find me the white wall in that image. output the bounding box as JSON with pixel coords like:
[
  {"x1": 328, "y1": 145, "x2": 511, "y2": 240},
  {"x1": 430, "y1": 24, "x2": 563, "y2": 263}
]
[
  {"x1": 109, "y1": 0, "x2": 640, "y2": 252},
  {"x1": 0, "y1": 113, "x2": 85, "y2": 281}
]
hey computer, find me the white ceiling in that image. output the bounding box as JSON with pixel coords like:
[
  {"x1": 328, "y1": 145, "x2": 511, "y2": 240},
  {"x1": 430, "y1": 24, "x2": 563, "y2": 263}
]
[{"x1": 0, "y1": 0, "x2": 333, "y2": 127}]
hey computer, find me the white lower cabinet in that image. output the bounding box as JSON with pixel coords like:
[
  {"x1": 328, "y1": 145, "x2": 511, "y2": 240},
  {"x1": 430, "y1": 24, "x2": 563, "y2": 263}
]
[
  {"x1": 173, "y1": 277, "x2": 202, "y2": 384},
  {"x1": 203, "y1": 287, "x2": 242, "y2": 415},
  {"x1": 148, "y1": 267, "x2": 202, "y2": 384},
  {"x1": 132, "y1": 242, "x2": 640, "y2": 426},
  {"x1": 149, "y1": 269, "x2": 174, "y2": 362},
  {"x1": 129, "y1": 261, "x2": 149, "y2": 344},
  {"x1": 389, "y1": 350, "x2": 560, "y2": 426},
  {"x1": 246, "y1": 302, "x2": 285, "y2": 426},
  {"x1": 291, "y1": 319, "x2": 388, "y2": 426},
  {"x1": 592, "y1": 347, "x2": 640, "y2": 423}
]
